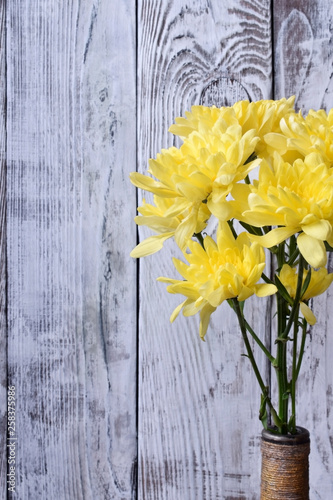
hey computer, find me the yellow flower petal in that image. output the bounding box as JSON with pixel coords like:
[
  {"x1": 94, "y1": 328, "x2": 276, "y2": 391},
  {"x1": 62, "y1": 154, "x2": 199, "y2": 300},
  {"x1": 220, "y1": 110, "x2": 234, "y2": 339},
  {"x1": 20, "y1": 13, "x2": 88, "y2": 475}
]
[
  {"x1": 301, "y1": 219, "x2": 332, "y2": 241},
  {"x1": 167, "y1": 283, "x2": 200, "y2": 301},
  {"x1": 237, "y1": 286, "x2": 254, "y2": 301},
  {"x1": 207, "y1": 198, "x2": 233, "y2": 221},
  {"x1": 130, "y1": 232, "x2": 174, "y2": 258},
  {"x1": 297, "y1": 233, "x2": 327, "y2": 267},
  {"x1": 303, "y1": 269, "x2": 333, "y2": 299},
  {"x1": 174, "y1": 209, "x2": 199, "y2": 251},
  {"x1": 199, "y1": 304, "x2": 216, "y2": 340},
  {"x1": 207, "y1": 286, "x2": 229, "y2": 307},
  {"x1": 253, "y1": 283, "x2": 278, "y2": 297},
  {"x1": 170, "y1": 299, "x2": 189, "y2": 322},
  {"x1": 129, "y1": 172, "x2": 176, "y2": 197},
  {"x1": 264, "y1": 132, "x2": 288, "y2": 151},
  {"x1": 300, "y1": 301, "x2": 316, "y2": 325},
  {"x1": 183, "y1": 301, "x2": 204, "y2": 317},
  {"x1": 249, "y1": 227, "x2": 296, "y2": 248},
  {"x1": 134, "y1": 215, "x2": 178, "y2": 231}
]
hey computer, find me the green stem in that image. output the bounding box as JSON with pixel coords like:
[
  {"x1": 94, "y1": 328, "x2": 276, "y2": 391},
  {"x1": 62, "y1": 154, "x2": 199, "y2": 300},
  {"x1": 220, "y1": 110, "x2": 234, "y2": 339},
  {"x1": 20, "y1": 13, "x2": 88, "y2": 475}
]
[
  {"x1": 287, "y1": 244, "x2": 299, "y2": 267},
  {"x1": 296, "y1": 318, "x2": 308, "y2": 379},
  {"x1": 244, "y1": 319, "x2": 275, "y2": 364},
  {"x1": 281, "y1": 256, "x2": 304, "y2": 340},
  {"x1": 287, "y1": 235, "x2": 298, "y2": 266},
  {"x1": 290, "y1": 304, "x2": 299, "y2": 433},
  {"x1": 275, "y1": 242, "x2": 288, "y2": 432},
  {"x1": 275, "y1": 336, "x2": 288, "y2": 431},
  {"x1": 232, "y1": 299, "x2": 279, "y2": 426},
  {"x1": 289, "y1": 260, "x2": 305, "y2": 434},
  {"x1": 275, "y1": 253, "x2": 305, "y2": 432}
]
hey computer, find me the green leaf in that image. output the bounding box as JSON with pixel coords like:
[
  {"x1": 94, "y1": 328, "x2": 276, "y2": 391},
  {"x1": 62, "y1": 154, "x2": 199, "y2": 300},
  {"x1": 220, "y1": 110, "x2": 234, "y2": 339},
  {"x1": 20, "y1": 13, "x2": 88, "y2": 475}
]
[
  {"x1": 287, "y1": 235, "x2": 299, "y2": 265},
  {"x1": 239, "y1": 221, "x2": 263, "y2": 236},
  {"x1": 275, "y1": 275, "x2": 293, "y2": 305},
  {"x1": 227, "y1": 219, "x2": 238, "y2": 239},
  {"x1": 275, "y1": 336, "x2": 291, "y2": 344},
  {"x1": 288, "y1": 234, "x2": 297, "y2": 253},
  {"x1": 259, "y1": 393, "x2": 268, "y2": 429},
  {"x1": 282, "y1": 390, "x2": 290, "y2": 400},
  {"x1": 270, "y1": 408, "x2": 283, "y2": 430},
  {"x1": 194, "y1": 232, "x2": 204, "y2": 247},
  {"x1": 288, "y1": 414, "x2": 296, "y2": 433},
  {"x1": 301, "y1": 267, "x2": 312, "y2": 298},
  {"x1": 261, "y1": 273, "x2": 275, "y2": 285},
  {"x1": 244, "y1": 152, "x2": 257, "y2": 165},
  {"x1": 325, "y1": 241, "x2": 333, "y2": 252}
]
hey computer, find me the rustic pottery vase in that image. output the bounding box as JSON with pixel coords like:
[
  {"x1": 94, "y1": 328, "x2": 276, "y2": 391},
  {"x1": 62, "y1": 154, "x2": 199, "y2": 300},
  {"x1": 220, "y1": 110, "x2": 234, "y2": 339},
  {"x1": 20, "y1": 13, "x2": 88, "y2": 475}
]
[{"x1": 260, "y1": 427, "x2": 310, "y2": 499}]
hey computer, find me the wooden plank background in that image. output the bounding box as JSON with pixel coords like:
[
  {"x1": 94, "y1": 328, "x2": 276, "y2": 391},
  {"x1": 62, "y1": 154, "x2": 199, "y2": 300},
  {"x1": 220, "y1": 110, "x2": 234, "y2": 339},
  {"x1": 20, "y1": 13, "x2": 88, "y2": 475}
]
[
  {"x1": 0, "y1": 0, "x2": 332, "y2": 499},
  {"x1": 0, "y1": 0, "x2": 6, "y2": 497},
  {"x1": 5, "y1": 1, "x2": 137, "y2": 499}
]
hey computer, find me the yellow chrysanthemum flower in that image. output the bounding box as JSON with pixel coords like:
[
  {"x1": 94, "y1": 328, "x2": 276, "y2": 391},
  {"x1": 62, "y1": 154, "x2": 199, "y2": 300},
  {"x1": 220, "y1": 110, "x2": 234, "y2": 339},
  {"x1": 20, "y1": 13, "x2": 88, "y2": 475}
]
[
  {"x1": 130, "y1": 195, "x2": 210, "y2": 257},
  {"x1": 233, "y1": 152, "x2": 333, "y2": 267},
  {"x1": 278, "y1": 264, "x2": 333, "y2": 325},
  {"x1": 265, "y1": 108, "x2": 333, "y2": 165},
  {"x1": 234, "y1": 97, "x2": 296, "y2": 157},
  {"x1": 168, "y1": 104, "x2": 239, "y2": 138},
  {"x1": 157, "y1": 222, "x2": 277, "y2": 339},
  {"x1": 170, "y1": 97, "x2": 295, "y2": 138},
  {"x1": 170, "y1": 97, "x2": 296, "y2": 158},
  {"x1": 130, "y1": 124, "x2": 259, "y2": 255}
]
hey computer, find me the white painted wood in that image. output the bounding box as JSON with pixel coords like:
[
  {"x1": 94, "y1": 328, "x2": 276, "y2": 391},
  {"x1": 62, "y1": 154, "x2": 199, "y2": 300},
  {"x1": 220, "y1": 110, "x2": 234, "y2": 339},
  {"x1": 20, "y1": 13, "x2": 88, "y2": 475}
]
[
  {"x1": 6, "y1": 1, "x2": 137, "y2": 498},
  {"x1": 274, "y1": 3, "x2": 333, "y2": 498},
  {"x1": 137, "y1": 1, "x2": 273, "y2": 498},
  {"x1": 0, "y1": 2, "x2": 6, "y2": 497},
  {"x1": 2, "y1": 0, "x2": 333, "y2": 498}
]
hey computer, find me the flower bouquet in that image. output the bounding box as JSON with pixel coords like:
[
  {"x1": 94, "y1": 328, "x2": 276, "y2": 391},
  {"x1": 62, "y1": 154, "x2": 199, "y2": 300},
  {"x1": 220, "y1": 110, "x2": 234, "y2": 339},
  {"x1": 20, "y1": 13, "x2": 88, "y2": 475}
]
[{"x1": 130, "y1": 97, "x2": 333, "y2": 496}]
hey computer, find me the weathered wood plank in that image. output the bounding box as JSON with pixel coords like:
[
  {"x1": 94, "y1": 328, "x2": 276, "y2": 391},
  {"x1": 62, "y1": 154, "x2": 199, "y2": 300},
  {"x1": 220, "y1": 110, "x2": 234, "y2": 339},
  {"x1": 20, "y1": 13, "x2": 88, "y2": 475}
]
[
  {"x1": 137, "y1": 1, "x2": 273, "y2": 498},
  {"x1": 77, "y1": 1, "x2": 138, "y2": 497},
  {"x1": 0, "y1": 1, "x2": 6, "y2": 497},
  {"x1": 273, "y1": 2, "x2": 333, "y2": 498},
  {"x1": 6, "y1": 1, "x2": 137, "y2": 498},
  {"x1": 4, "y1": 1, "x2": 332, "y2": 499},
  {"x1": 274, "y1": 1, "x2": 333, "y2": 112}
]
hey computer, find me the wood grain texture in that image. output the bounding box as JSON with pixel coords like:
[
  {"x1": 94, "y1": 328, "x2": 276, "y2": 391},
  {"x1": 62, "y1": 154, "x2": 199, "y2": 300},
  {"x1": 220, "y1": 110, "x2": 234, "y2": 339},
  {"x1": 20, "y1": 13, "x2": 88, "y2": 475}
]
[
  {"x1": 137, "y1": 1, "x2": 273, "y2": 498},
  {"x1": 6, "y1": 1, "x2": 137, "y2": 498},
  {"x1": 2, "y1": 0, "x2": 333, "y2": 499},
  {"x1": 273, "y1": 2, "x2": 333, "y2": 498},
  {"x1": 274, "y1": 1, "x2": 333, "y2": 111},
  {"x1": 0, "y1": 1, "x2": 6, "y2": 497}
]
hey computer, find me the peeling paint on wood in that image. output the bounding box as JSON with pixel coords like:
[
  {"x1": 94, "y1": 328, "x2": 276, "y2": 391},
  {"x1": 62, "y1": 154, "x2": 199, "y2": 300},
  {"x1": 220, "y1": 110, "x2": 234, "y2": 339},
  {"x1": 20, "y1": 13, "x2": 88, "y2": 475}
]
[
  {"x1": 137, "y1": 1, "x2": 272, "y2": 498},
  {"x1": 1, "y1": 0, "x2": 333, "y2": 499},
  {"x1": 6, "y1": 1, "x2": 137, "y2": 499},
  {"x1": 0, "y1": 2, "x2": 6, "y2": 497}
]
